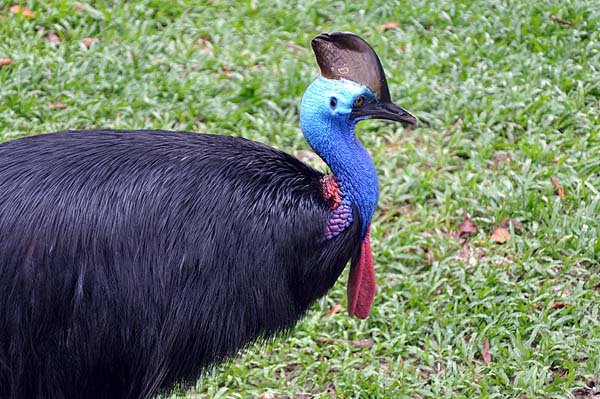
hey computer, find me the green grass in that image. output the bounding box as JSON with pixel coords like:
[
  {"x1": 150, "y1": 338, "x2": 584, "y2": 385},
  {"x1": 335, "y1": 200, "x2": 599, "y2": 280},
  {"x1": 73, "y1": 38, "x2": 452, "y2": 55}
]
[{"x1": 1, "y1": 0, "x2": 599, "y2": 398}]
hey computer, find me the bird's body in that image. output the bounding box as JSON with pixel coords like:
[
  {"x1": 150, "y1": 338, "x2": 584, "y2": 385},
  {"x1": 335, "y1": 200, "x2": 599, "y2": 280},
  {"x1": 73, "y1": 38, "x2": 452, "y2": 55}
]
[
  {"x1": 0, "y1": 32, "x2": 416, "y2": 399},
  {"x1": 0, "y1": 130, "x2": 360, "y2": 398}
]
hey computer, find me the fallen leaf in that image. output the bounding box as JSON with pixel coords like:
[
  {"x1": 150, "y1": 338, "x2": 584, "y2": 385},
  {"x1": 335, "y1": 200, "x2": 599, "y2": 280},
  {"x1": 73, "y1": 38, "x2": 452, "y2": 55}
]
[
  {"x1": 47, "y1": 102, "x2": 68, "y2": 110},
  {"x1": 549, "y1": 15, "x2": 575, "y2": 27},
  {"x1": 81, "y1": 37, "x2": 99, "y2": 48},
  {"x1": 592, "y1": 282, "x2": 600, "y2": 291},
  {"x1": 458, "y1": 212, "x2": 477, "y2": 238},
  {"x1": 490, "y1": 151, "x2": 509, "y2": 169},
  {"x1": 326, "y1": 383, "x2": 336, "y2": 397},
  {"x1": 9, "y1": 5, "x2": 35, "y2": 18},
  {"x1": 573, "y1": 388, "x2": 596, "y2": 399},
  {"x1": 379, "y1": 21, "x2": 399, "y2": 31},
  {"x1": 47, "y1": 32, "x2": 61, "y2": 43},
  {"x1": 491, "y1": 227, "x2": 510, "y2": 244},
  {"x1": 74, "y1": 5, "x2": 86, "y2": 12},
  {"x1": 551, "y1": 176, "x2": 566, "y2": 199},
  {"x1": 551, "y1": 301, "x2": 570, "y2": 309},
  {"x1": 497, "y1": 218, "x2": 524, "y2": 232},
  {"x1": 285, "y1": 42, "x2": 305, "y2": 55},
  {"x1": 422, "y1": 246, "x2": 434, "y2": 265},
  {"x1": 481, "y1": 337, "x2": 491, "y2": 365},
  {"x1": 325, "y1": 304, "x2": 342, "y2": 317},
  {"x1": 0, "y1": 58, "x2": 13, "y2": 67}
]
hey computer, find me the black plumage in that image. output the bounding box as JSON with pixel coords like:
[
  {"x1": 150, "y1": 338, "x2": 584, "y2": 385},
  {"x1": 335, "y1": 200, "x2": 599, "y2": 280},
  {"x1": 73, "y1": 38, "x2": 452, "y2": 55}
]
[{"x1": 0, "y1": 130, "x2": 361, "y2": 399}]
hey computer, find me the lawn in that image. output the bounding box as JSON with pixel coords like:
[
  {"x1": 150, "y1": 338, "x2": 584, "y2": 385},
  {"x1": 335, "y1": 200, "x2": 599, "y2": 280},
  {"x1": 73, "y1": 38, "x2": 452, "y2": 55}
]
[{"x1": 1, "y1": 0, "x2": 599, "y2": 398}]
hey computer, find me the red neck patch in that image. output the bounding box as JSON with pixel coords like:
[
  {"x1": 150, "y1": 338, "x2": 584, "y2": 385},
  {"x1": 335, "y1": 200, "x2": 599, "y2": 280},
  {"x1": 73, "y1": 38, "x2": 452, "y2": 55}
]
[{"x1": 321, "y1": 174, "x2": 341, "y2": 209}]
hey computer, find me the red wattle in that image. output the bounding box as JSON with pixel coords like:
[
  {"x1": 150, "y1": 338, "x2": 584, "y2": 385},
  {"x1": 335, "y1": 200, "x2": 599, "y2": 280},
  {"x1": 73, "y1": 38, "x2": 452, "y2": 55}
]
[{"x1": 347, "y1": 227, "x2": 376, "y2": 319}]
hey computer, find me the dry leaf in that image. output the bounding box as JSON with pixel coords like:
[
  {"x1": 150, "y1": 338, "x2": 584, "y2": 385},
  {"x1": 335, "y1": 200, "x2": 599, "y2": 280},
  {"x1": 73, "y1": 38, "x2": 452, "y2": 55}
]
[
  {"x1": 47, "y1": 102, "x2": 68, "y2": 110},
  {"x1": 285, "y1": 42, "x2": 305, "y2": 56},
  {"x1": 549, "y1": 15, "x2": 575, "y2": 27},
  {"x1": 551, "y1": 176, "x2": 566, "y2": 199},
  {"x1": 326, "y1": 383, "x2": 336, "y2": 397},
  {"x1": 422, "y1": 246, "x2": 434, "y2": 265},
  {"x1": 0, "y1": 58, "x2": 13, "y2": 67},
  {"x1": 74, "y1": 5, "x2": 86, "y2": 12},
  {"x1": 9, "y1": 5, "x2": 35, "y2": 17},
  {"x1": 458, "y1": 212, "x2": 477, "y2": 238},
  {"x1": 551, "y1": 301, "x2": 570, "y2": 309},
  {"x1": 491, "y1": 227, "x2": 510, "y2": 244},
  {"x1": 325, "y1": 304, "x2": 342, "y2": 317},
  {"x1": 379, "y1": 21, "x2": 399, "y2": 31},
  {"x1": 481, "y1": 337, "x2": 491, "y2": 365},
  {"x1": 47, "y1": 32, "x2": 61, "y2": 43},
  {"x1": 81, "y1": 38, "x2": 99, "y2": 48},
  {"x1": 497, "y1": 218, "x2": 524, "y2": 232},
  {"x1": 592, "y1": 282, "x2": 600, "y2": 291}
]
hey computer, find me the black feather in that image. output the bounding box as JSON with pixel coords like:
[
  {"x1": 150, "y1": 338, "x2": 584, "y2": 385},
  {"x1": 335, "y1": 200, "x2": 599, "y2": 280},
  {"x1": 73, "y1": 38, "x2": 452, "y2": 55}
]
[{"x1": 0, "y1": 130, "x2": 361, "y2": 399}]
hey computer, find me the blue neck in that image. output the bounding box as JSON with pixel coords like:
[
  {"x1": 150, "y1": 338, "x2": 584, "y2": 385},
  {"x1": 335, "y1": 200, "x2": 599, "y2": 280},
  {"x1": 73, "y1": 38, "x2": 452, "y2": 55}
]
[{"x1": 300, "y1": 77, "x2": 379, "y2": 237}]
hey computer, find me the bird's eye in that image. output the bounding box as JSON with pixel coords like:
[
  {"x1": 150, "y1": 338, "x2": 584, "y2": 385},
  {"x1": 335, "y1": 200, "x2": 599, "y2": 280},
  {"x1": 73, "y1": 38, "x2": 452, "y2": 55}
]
[
  {"x1": 354, "y1": 96, "x2": 365, "y2": 107},
  {"x1": 330, "y1": 97, "x2": 337, "y2": 109}
]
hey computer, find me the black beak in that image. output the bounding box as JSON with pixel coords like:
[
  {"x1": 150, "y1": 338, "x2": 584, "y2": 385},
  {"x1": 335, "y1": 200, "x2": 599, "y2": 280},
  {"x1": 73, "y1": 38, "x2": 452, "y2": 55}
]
[{"x1": 351, "y1": 101, "x2": 417, "y2": 126}]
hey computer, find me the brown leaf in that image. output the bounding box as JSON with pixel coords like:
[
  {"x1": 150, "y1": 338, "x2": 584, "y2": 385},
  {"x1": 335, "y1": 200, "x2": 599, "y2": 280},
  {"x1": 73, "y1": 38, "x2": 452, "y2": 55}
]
[
  {"x1": 9, "y1": 5, "x2": 35, "y2": 18},
  {"x1": 481, "y1": 337, "x2": 491, "y2": 365},
  {"x1": 326, "y1": 383, "x2": 336, "y2": 397},
  {"x1": 490, "y1": 151, "x2": 509, "y2": 169},
  {"x1": 549, "y1": 15, "x2": 575, "y2": 27},
  {"x1": 379, "y1": 21, "x2": 399, "y2": 31},
  {"x1": 497, "y1": 218, "x2": 524, "y2": 232},
  {"x1": 81, "y1": 37, "x2": 99, "y2": 48},
  {"x1": 285, "y1": 42, "x2": 305, "y2": 55},
  {"x1": 47, "y1": 102, "x2": 68, "y2": 110},
  {"x1": 551, "y1": 301, "x2": 570, "y2": 309},
  {"x1": 74, "y1": 5, "x2": 86, "y2": 12},
  {"x1": 47, "y1": 32, "x2": 61, "y2": 43},
  {"x1": 491, "y1": 227, "x2": 510, "y2": 244},
  {"x1": 325, "y1": 304, "x2": 342, "y2": 317},
  {"x1": 422, "y1": 246, "x2": 434, "y2": 265},
  {"x1": 0, "y1": 58, "x2": 13, "y2": 67},
  {"x1": 592, "y1": 282, "x2": 600, "y2": 291},
  {"x1": 458, "y1": 212, "x2": 477, "y2": 238},
  {"x1": 551, "y1": 176, "x2": 566, "y2": 199}
]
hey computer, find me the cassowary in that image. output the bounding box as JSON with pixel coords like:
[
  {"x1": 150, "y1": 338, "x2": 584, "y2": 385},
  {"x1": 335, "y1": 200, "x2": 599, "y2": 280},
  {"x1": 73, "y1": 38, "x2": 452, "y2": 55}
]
[{"x1": 0, "y1": 32, "x2": 416, "y2": 399}]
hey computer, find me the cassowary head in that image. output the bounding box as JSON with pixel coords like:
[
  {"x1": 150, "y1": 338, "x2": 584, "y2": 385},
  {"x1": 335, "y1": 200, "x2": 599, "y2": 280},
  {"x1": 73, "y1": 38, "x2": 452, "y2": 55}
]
[{"x1": 300, "y1": 32, "x2": 417, "y2": 154}]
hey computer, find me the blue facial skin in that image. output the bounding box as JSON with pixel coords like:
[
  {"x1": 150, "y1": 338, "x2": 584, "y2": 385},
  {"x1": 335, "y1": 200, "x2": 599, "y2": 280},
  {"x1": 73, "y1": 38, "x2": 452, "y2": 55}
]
[{"x1": 300, "y1": 76, "x2": 380, "y2": 238}]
